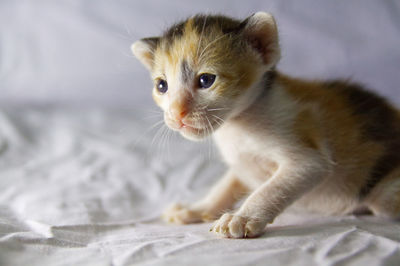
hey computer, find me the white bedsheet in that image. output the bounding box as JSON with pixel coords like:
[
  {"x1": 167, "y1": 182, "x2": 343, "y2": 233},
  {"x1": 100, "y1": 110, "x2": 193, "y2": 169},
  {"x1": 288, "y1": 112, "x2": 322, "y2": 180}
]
[{"x1": 0, "y1": 107, "x2": 399, "y2": 266}]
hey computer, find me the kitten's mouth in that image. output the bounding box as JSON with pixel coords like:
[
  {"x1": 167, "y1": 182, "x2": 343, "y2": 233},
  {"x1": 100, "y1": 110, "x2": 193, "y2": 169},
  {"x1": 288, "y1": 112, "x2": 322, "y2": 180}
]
[
  {"x1": 181, "y1": 123, "x2": 203, "y2": 131},
  {"x1": 179, "y1": 120, "x2": 217, "y2": 140},
  {"x1": 180, "y1": 122, "x2": 205, "y2": 133},
  {"x1": 165, "y1": 114, "x2": 221, "y2": 140}
]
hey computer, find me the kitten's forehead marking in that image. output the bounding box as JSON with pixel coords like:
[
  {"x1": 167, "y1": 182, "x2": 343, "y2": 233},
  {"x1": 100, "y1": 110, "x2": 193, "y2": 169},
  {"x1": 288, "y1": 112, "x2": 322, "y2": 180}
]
[{"x1": 180, "y1": 59, "x2": 194, "y2": 85}]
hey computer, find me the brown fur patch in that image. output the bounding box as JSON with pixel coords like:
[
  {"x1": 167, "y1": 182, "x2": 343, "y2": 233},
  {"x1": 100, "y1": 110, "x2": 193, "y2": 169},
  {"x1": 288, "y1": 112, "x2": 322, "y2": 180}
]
[
  {"x1": 293, "y1": 110, "x2": 320, "y2": 150},
  {"x1": 281, "y1": 73, "x2": 400, "y2": 200},
  {"x1": 279, "y1": 74, "x2": 387, "y2": 201},
  {"x1": 324, "y1": 81, "x2": 400, "y2": 199},
  {"x1": 324, "y1": 81, "x2": 400, "y2": 141}
]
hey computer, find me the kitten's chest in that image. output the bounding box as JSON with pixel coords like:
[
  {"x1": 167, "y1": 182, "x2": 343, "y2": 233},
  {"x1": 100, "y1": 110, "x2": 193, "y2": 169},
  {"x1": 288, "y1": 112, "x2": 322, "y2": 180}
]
[
  {"x1": 213, "y1": 121, "x2": 282, "y2": 165},
  {"x1": 213, "y1": 122, "x2": 282, "y2": 187}
]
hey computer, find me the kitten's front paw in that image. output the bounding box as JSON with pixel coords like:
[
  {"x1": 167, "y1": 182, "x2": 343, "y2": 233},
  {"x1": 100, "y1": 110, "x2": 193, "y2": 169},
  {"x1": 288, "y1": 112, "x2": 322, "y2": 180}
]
[
  {"x1": 210, "y1": 213, "x2": 267, "y2": 238},
  {"x1": 162, "y1": 203, "x2": 214, "y2": 224}
]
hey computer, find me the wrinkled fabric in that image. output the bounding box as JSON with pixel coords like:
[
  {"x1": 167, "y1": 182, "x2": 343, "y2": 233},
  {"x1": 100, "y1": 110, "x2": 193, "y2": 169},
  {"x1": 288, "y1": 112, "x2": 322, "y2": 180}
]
[{"x1": 0, "y1": 108, "x2": 399, "y2": 266}]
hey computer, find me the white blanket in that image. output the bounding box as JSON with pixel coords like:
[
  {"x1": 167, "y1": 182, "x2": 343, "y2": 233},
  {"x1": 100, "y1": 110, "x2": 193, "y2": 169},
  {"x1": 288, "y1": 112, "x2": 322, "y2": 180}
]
[{"x1": 0, "y1": 108, "x2": 399, "y2": 266}]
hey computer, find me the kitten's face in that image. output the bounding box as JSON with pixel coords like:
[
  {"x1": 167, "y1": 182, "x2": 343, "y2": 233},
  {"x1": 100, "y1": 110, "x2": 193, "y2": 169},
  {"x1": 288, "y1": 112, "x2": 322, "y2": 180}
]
[{"x1": 132, "y1": 13, "x2": 280, "y2": 141}]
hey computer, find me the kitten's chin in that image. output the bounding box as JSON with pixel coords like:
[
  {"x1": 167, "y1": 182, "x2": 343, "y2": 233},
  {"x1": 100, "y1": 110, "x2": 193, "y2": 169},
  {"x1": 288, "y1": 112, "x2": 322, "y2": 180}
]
[{"x1": 179, "y1": 125, "x2": 212, "y2": 141}]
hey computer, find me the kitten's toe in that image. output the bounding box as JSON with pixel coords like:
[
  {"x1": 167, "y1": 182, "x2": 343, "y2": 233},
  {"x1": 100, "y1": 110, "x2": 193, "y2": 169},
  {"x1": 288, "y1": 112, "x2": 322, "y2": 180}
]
[
  {"x1": 211, "y1": 213, "x2": 266, "y2": 238},
  {"x1": 243, "y1": 219, "x2": 267, "y2": 238},
  {"x1": 228, "y1": 215, "x2": 246, "y2": 238},
  {"x1": 162, "y1": 203, "x2": 205, "y2": 224}
]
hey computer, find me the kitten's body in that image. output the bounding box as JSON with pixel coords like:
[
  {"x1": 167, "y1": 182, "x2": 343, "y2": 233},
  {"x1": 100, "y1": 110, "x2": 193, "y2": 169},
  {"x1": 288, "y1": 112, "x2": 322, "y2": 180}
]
[
  {"x1": 216, "y1": 73, "x2": 400, "y2": 216},
  {"x1": 132, "y1": 13, "x2": 400, "y2": 238}
]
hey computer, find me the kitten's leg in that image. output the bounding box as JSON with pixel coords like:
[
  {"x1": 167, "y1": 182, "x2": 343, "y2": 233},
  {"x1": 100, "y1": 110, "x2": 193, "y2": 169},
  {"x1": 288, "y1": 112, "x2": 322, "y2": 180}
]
[
  {"x1": 211, "y1": 157, "x2": 327, "y2": 238},
  {"x1": 163, "y1": 170, "x2": 249, "y2": 224},
  {"x1": 365, "y1": 169, "x2": 400, "y2": 220}
]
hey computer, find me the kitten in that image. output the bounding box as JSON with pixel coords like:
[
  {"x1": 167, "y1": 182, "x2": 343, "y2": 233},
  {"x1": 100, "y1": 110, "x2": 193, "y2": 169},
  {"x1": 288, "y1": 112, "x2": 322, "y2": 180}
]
[{"x1": 132, "y1": 12, "x2": 400, "y2": 238}]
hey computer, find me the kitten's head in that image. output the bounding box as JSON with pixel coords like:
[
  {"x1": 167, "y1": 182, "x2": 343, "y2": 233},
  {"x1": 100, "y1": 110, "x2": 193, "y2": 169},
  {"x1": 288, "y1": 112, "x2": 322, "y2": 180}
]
[{"x1": 132, "y1": 12, "x2": 280, "y2": 141}]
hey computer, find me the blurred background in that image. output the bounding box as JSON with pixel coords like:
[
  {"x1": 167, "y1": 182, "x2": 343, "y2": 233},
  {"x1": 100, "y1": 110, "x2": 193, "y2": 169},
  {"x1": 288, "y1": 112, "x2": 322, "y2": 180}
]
[{"x1": 1, "y1": 0, "x2": 399, "y2": 108}]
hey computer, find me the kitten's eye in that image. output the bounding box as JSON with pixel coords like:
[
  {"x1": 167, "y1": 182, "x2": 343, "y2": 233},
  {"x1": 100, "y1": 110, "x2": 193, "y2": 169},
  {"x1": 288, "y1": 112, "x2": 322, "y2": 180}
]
[
  {"x1": 198, "y1": 73, "x2": 216, "y2": 89},
  {"x1": 156, "y1": 79, "x2": 168, "y2": 94}
]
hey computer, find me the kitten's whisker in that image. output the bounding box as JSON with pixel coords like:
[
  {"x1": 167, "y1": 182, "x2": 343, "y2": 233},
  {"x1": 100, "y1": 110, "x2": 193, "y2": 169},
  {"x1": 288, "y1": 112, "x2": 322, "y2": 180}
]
[
  {"x1": 205, "y1": 115, "x2": 215, "y2": 160},
  {"x1": 124, "y1": 23, "x2": 133, "y2": 37},
  {"x1": 199, "y1": 105, "x2": 209, "y2": 111},
  {"x1": 116, "y1": 33, "x2": 134, "y2": 42},
  {"x1": 207, "y1": 127, "x2": 212, "y2": 160},
  {"x1": 207, "y1": 107, "x2": 229, "y2": 111},
  {"x1": 146, "y1": 109, "x2": 163, "y2": 114},
  {"x1": 205, "y1": 115, "x2": 214, "y2": 132},
  {"x1": 159, "y1": 125, "x2": 170, "y2": 159},
  {"x1": 147, "y1": 120, "x2": 165, "y2": 130},
  {"x1": 211, "y1": 114, "x2": 225, "y2": 124},
  {"x1": 192, "y1": 113, "x2": 201, "y2": 136},
  {"x1": 199, "y1": 115, "x2": 210, "y2": 159},
  {"x1": 150, "y1": 123, "x2": 166, "y2": 153},
  {"x1": 158, "y1": 125, "x2": 165, "y2": 155},
  {"x1": 143, "y1": 113, "x2": 164, "y2": 120},
  {"x1": 161, "y1": 125, "x2": 172, "y2": 160},
  {"x1": 132, "y1": 119, "x2": 164, "y2": 148},
  {"x1": 196, "y1": 16, "x2": 208, "y2": 59},
  {"x1": 211, "y1": 116, "x2": 223, "y2": 127},
  {"x1": 166, "y1": 126, "x2": 173, "y2": 159},
  {"x1": 150, "y1": 123, "x2": 163, "y2": 145}
]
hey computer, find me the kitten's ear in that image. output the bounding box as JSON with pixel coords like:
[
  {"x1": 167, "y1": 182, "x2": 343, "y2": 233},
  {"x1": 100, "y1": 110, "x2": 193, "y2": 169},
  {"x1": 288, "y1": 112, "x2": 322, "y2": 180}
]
[
  {"x1": 242, "y1": 12, "x2": 280, "y2": 67},
  {"x1": 131, "y1": 37, "x2": 160, "y2": 70}
]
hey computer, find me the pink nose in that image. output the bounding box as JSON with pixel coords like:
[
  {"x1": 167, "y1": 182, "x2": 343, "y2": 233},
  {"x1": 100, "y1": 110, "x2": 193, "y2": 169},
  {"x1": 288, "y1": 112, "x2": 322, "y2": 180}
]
[
  {"x1": 170, "y1": 100, "x2": 189, "y2": 122},
  {"x1": 170, "y1": 109, "x2": 188, "y2": 124}
]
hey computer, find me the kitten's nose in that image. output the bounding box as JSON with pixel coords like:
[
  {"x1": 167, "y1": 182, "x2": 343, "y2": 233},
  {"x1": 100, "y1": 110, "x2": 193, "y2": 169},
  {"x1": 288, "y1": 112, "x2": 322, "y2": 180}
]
[
  {"x1": 171, "y1": 108, "x2": 188, "y2": 122},
  {"x1": 170, "y1": 95, "x2": 191, "y2": 126},
  {"x1": 170, "y1": 100, "x2": 189, "y2": 126}
]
